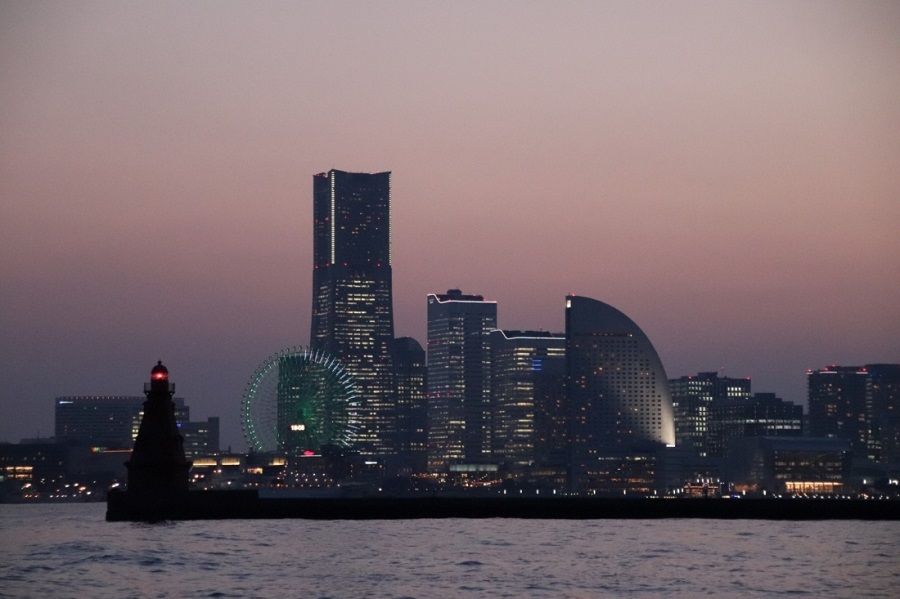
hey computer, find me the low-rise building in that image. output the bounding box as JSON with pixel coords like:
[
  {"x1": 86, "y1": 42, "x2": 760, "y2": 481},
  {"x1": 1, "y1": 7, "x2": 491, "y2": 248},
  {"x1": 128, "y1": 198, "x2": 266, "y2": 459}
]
[{"x1": 723, "y1": 437, "x2": 850, "y2": 495}]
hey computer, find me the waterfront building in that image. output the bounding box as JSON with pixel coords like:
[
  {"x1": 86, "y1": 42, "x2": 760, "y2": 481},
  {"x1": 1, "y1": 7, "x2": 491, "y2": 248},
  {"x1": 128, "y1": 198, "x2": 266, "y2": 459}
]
[
  {"x1": 669, "y1": 372, "x2": 751, "y2": 457},
  {"x1": 0, "y1": 440, "x2": 133, "y2": 500},
  {"x1": 808, "y1": 366, "x2": 869, "y2": 457},
  {"x1": 190, "y1": 453, "x2": 271, "y2": 490},
  {"x1": 55, "y1": 396, "x2": 145, "y2": 448},
  {"x1": 565, "y1": 295, "x2": 675, "y2": 494},
  {"x1": 657, "y1": 444, "x2": 721, "y2": 494},
  {"x1": 392, "y1": 337, "x2": 427, "y2": 473},
  {"x1": 866, "y1": 364, "x2": 900, "y2": 464},
  {"x1": 722, "y1": 436, "x2": 850, "y2": 496},
  {"x1": 55, "y1": 395, "x2": 188, "y2": 448},
  {"x1": 310, "y1": 169, "x2": 396, "y2": 455},
  {"x1": 426, "y1": 290, "x2": 497, "y2": 472},
  {"x1": 0, "y1": 441, "x2": 69, "y2": 497},
  {"x1": 54, "y1": 393, "x2": 217, "y2": 459},
  {"x1": 180, "y1": 417, "x2": 220, "y2": 459},
  {"x1": 489, "y1": 330, "x2": 566, "y2": 473},
  {"x1": 808, "y1": 364, "x2": 900, "y2": 464},
  {"x1": 710, "y1": 392, "x2": 803, "y2": 459}
]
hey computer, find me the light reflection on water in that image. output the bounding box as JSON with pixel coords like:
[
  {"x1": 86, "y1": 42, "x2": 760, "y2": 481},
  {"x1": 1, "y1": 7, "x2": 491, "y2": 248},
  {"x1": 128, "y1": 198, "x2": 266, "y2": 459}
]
[{"x1": 1, "y1": 503, "x2": 897, "y2": 598}]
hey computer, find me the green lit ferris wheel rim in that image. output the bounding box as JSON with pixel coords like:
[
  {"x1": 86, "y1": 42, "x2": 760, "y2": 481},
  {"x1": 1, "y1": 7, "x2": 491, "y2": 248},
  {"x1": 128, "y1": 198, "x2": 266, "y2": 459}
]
[{"x1": 241, "y1": 347, "x2": 360, "y2": 453}]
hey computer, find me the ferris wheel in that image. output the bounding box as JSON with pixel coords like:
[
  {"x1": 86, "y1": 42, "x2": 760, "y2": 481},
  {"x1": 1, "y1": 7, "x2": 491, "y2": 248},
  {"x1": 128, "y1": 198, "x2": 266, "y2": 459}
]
[{"x1": 241, "y1": 347, "x2": 360, "y2": 453}]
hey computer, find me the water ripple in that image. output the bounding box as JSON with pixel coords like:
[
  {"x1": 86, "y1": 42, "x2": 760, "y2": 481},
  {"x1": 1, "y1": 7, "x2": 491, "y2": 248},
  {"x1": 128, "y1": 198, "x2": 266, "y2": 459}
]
[{"x1": 2, "y1": 504, "x2": 899, "y2": 598}]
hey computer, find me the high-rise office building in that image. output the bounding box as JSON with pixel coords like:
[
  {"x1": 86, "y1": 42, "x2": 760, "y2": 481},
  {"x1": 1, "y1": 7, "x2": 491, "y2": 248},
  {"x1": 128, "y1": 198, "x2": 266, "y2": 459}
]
[
  {"x1": 392, "y1": 337, "x2": 427, "y2": 472},
  {"x1": 669, "y1": 372, "x2": 751, "y2": 457},
  {"x1": 808, "y1": 364, "x2": 900, "y2": 463},
  {"x1": 426, "y1": 290, "x2": 497, "y2": 472},
  {"x1": 866, "y1": 364, "x2": 900, "y2": 464},
  {"x1": 565, "y1": 295, "x2": 675, "y2": 494},
  {"x1": 709, "y1": 392, "x2": 803, "y2": 459},
  {"x1": 311, "y1": 169, "x2": 396, "y2": 455},
  {"x1": 489, "y1": 330, "x2": 566, "y2": 471},
  {"x1": 807, "y1": 366, "x2": 868, "y2": 456}
]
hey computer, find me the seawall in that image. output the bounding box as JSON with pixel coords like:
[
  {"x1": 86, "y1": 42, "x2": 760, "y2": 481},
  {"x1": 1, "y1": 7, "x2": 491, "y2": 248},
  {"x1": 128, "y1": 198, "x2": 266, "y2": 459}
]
[{"x1": 106, "y1": 490, "x2": 900, "y2": 521}]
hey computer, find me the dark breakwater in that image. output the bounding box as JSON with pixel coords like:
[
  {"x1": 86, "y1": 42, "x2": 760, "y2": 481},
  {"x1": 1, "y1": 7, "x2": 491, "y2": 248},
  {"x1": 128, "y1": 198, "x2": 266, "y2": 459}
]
[{"x1": 106, "y1": 489, "x2": 900, "y2": 521}]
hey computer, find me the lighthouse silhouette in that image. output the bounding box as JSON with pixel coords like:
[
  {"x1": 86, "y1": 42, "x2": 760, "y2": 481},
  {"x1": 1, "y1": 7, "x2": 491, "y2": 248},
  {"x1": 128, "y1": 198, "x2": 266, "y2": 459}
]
[{"x1": 126, "y1": 361, "x2": 192, "y2": 494}]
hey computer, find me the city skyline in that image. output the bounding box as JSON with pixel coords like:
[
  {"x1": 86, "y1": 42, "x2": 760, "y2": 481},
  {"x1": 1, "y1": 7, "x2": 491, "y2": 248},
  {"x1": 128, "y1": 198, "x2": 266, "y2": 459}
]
[{"x1": 2, "y1": 2, "x2": 899, "y2": 450}]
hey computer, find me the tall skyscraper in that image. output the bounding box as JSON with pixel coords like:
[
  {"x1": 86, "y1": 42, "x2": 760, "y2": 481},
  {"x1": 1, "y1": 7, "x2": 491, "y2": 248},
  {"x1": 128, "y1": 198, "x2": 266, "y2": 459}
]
[
  {"x1": 311, "y1": 169, "x2": 396, "y2": 455},
  {"x1": 426, "y1": 290, "x2": 497, "y2": 472},
  {"x1": 565, "y1": 295, "x2": 675, "y2": 494},
  {"x1": 489, "y1": 329, "x2": 566, "y2": 471}
]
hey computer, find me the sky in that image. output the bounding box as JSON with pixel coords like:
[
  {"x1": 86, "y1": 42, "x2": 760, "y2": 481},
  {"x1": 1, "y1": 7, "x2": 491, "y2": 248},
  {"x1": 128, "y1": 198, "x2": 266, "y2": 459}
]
[{"x1": 2, "y1": 1, "x2": 898, "y2": 451}]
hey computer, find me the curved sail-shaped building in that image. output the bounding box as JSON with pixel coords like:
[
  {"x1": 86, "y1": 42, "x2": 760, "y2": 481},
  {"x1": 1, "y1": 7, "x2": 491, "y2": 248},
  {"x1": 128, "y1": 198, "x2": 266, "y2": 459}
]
[{"x1": 566, "y1": 295, "x2": 675, "y2": 493}]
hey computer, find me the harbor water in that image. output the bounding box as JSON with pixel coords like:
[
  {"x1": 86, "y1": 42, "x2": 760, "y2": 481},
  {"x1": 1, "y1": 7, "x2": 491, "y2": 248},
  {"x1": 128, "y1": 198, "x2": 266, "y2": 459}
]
[{"x1": 1, "y1": 503, "x2": 897, "y2": 598}]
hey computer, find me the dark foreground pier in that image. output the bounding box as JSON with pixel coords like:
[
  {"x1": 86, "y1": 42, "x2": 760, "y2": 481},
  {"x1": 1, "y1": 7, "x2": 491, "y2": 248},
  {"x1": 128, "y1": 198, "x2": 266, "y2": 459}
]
[{"x1": 106, "y1": 490, "x2": 900, "y2": 521}]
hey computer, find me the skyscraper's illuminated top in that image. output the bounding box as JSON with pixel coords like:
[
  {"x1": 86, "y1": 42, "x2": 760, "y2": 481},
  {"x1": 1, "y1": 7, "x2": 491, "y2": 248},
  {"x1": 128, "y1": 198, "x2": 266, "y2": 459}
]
[{"x1": 313, "y1": 170, "x2": 391, "y2": 269}]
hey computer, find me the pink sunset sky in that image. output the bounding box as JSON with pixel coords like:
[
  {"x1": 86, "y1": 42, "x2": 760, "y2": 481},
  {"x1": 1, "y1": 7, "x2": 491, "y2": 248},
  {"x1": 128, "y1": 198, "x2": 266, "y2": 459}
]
[{"x1": 1, "y1": 1, "x2": 898, "y2": 449}]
